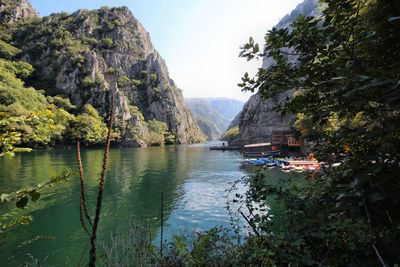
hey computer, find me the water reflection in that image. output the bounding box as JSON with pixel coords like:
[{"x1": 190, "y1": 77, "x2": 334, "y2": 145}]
[{"x1": 0, "y1": 145, "x2": 243, "y2": 266}]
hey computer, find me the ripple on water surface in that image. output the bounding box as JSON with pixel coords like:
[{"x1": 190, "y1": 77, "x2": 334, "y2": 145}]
[{"x1": 0, "y1": 144, "x2": 247, "y2": 266}]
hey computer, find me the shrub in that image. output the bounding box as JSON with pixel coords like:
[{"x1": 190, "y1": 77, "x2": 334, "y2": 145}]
[
  {"x1": 118, "y1": 75, "x2": 130, "y2": 87},
  {"x1": 132, "y1": 79, "x2": 141, "y2": 87},
  {"x1": 81, "y1": 37, "x2": 98, "y2": 46},
  {"x1": 221, "y1": 126, "x2": 239, "y2": 142},
  {"x1": 71, "y1": 55, "x2": 85, "y2": 65},
  {"x1": 150, "y1": 73, "x2": 157, "y2": 83},
  {"x1": 146, "y1": 119, "x2": 168, "y2": 145},
  {"x1": 70, "y1": 104, "x2": 107, "y2": 144},
  {"x1": 100, "y1": 37, "x2": 113, "y2": 49},
  {"x1": 106, "y1": 67, "x2": 115, "y2": 74},
  {"x1": 0, "y1": 40, "x2": 21, "y2": 58}
]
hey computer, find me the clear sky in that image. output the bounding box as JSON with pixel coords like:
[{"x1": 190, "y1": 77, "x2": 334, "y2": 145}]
[{"x1": 29, "y1": 0, "x2": 303, "y2": 101}]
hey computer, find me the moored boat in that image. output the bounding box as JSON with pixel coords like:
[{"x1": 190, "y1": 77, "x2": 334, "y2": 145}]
[{"x1": 242, "y1": 150, "x2": 281, "y2": 158}]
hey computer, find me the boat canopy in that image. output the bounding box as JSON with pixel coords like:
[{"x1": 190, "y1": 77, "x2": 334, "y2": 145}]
[{"x1": 243, "y1": 142, "x2": 271, "y2": 148}]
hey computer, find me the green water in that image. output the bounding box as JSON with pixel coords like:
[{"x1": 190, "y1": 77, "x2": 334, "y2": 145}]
[{"x1": 0, "y1": 144, "x2": 248, "y2": 266}]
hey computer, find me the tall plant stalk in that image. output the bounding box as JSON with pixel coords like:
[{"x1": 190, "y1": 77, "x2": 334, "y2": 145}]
[
  {"x1": 76, "y1": 138, "x2": 92, "y2": 235},
  {"x1": 76, "y1": 92, "x2": 115, "y2": 267}
]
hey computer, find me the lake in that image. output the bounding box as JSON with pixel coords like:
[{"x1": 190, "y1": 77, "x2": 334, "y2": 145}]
[{"x1": 0, "y1": 143, "x2": 248, "y2": 266}]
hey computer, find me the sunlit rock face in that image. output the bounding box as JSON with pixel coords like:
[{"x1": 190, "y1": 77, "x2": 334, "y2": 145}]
[
  {"x1": 5, "y1": 3, "x2": 204, "y2": 145},
  {"x1": 231, "y1": 0, "x2": 318, "y2": 145},
  {"x1": 0, "y1": 0, "x2": 39, "y2": 24}
]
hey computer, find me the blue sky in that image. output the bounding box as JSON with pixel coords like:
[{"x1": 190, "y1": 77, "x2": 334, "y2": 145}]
[{"x1": 30, "y1": 0, "x2": 303, "y2": 101}]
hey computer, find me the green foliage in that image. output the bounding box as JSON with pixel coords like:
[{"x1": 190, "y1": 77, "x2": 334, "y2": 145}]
[
  {"x1": 151, "y1": 87, "x2": 161, "y2": 101},
  {"x1": 71, "y1": 54, "x2": 85, "y2": 65},
  {"x1": 0, "y1": 168, "x2": 72, "y2": 236},
  {"x1": 140, "y1": 70, "x2": 147, "y2": 79},
  {"x1": 132, "y1": 79, "x2": 141, "y2": 87},
  {"x1": 164, "y1": 132, "x2": 176, "y2": 144},
  {"x1": 118, "y1": 75, "x2": 130, "y2": 87},
  {"x1": 101, "y1": 223, "x2": 240, "y2": 267},
  {"x1": 0, "y1": 111, "x2": 23, "y2": 156},
  {"x1": 145, "y1": 119, "x2": 168, "y2": 146},
  {"x1": 82, "y1": 74, "x2": 105, "y2": 89},
  {"x1": 106, "y1": 66, "x2": 115, "y2": 74},
  {"x1": 101, "y1": 222, "x2": 156, "y2": 266},
  {"x1": 221, "y1": 126, "x2": 239, "y2": 142},
  {"x1": 0, "y1": 55, "x2": 75, "y2": 154},
  {"x1": 0, "y1": 39, "x2": 21, "y2": 58},
  {"x1": 150, "y1": 73, "x2": 157, "y2": 83},
  {"x1": 81, "y1": 36, "x2": 98, "y2": 46},
  {"x1": 100, "y1": 37, "x2": 113, "y2": 49},
  {"x1": 82, "y1": 76, "x2": 95, "y2": 87},
  {"x1": 47, "y1": 96, "x2": 76, "y2": 111},
  {"x1": 128, "y1": 105, "x2": 144, "y2": 121},
  {"x1": 237, "y1": 0, "x2": 400, "y2": 265},
  {"x1": 49, "y1": 28, "x2": 86, "y2": 55},
  {"x1": 71, "y1": 104, "x2": 107, "y2": 144},
  {"x1": 0, "y1": 58, "x2": 33, "y2": 81}
]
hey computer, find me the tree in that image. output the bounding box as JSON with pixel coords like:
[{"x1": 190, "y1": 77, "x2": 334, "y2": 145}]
[
  {"x1": 221, "y1": 126, "x2": 239, "y2": 143},
  {"x1": 238, "y1": 0, "x2": 400, "y2": 264},
  {"x1": 71, "y1": 104, "x2": 107, "y2": 145},
  {"x1": 0, "y1": 53, "x2": 75, "y2": 153},
  {"x1": 146, "y1": 119, "x2": 168, "y2": 145}
]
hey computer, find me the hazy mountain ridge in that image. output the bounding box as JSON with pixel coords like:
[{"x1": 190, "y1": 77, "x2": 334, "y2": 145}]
[{"x1": 186, "y1": 98, "x2": 244, "y2": 140}]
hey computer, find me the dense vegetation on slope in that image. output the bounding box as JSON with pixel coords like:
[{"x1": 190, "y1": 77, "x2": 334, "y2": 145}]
[
  {"x1": 0, "y1": 35, "x2": 112, "y2": 155},
  {"x1": 0, "y1": 1, "x2": 204, "y2": 154}
]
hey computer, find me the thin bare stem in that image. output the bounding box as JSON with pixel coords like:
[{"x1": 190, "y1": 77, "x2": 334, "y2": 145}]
[
  {"x1": 89, "y1": 92, "x2": 115, "y2": 267},
  {"x1": 76, "y1": 139, "x2": 92, "y2": 235}
]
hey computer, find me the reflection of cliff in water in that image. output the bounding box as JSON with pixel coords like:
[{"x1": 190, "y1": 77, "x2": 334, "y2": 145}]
[
  {"x1": 0, "y1": 146, "x2": 204, "y2": 266},
  {"x1": 100, "y1": 145, "x2": 204, "y2": 234}
]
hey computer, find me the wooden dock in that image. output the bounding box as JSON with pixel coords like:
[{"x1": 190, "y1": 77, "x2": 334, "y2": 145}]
[{"x1": 209, "y1": 146, "x2": 240, "y2": 151}]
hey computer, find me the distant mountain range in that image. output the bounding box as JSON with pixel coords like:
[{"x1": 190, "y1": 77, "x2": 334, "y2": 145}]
[{"x1": 185, "y1": 98, "x2": 245, "y2": 140}]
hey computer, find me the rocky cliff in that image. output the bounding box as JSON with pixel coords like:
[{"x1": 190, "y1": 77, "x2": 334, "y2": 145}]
[
  {"x1": 231, "y1": 0, "x2": 318, "y2": 145},
  {"x1": 5, "y1": 2, "x2": 204, "y2": 145},
  {"x1": 0, "y1": 0, "x2": 38, "y2": 24}
]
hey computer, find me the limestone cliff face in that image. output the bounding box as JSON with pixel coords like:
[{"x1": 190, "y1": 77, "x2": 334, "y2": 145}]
[
  {"x1": 232, "y1": 91, "x2": 294, "y2": 145},
  {"x1": 231, "y1": 0, "x2": 318, "y2": 145},
  {"x1": 0, "y1": 0, "x2": 38, "y2": 24},
  {"x1": 11, "y1": 5, "x2": 204, "y2": 145}
]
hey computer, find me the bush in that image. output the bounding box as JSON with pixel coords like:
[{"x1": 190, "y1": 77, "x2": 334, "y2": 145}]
[
  {"x1": 150, "y1": 73, "x2": 157, "y2": 83},
  {"x1": 128, "y1": 105, "x2": 144, "y2": 121},
  {"x1": 0, "y1": 40, "x2": 21, "y2": 58},
  {"x1": 100, "y1": 37, "x2": 113, "y2": 49},
  {"x1": 71, "y1": 54, "x2": 85, "y2": 65},
  {"x1": 81, "y1": 37, "x2": 98, "y2": 46},
  {"x1": 118, "y1": 75, "x2": 130, "y2": 87},
  {"x1": 107, "y1": 67, "x2": 115, "y2": 74},
  {"x1": 221, "y1": 126, "x2": 239, "y2": 142},
  {"x1": 70, "y1": 104, "x2": 107, "y2": 144},
  {"x1": 145, "y1": 119, "x2": 168, "y2": 146},
  {"x1": 132, "y1": 79, "x2": 141, "y2": 87}
]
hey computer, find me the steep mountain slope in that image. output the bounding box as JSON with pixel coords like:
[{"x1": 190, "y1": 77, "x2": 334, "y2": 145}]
[
  {"x1": 3, "y1": 1, "x2": 204, "y2": 146},
  {"x1": 186, "y1": 98, "x2": 244, "y2": 140},
  {"x1": 231, "y1": 0, "x2": 318, "y2": 145},
  {"x1": 0, "y1": 0, "x2": 38, "y2": 24}
]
